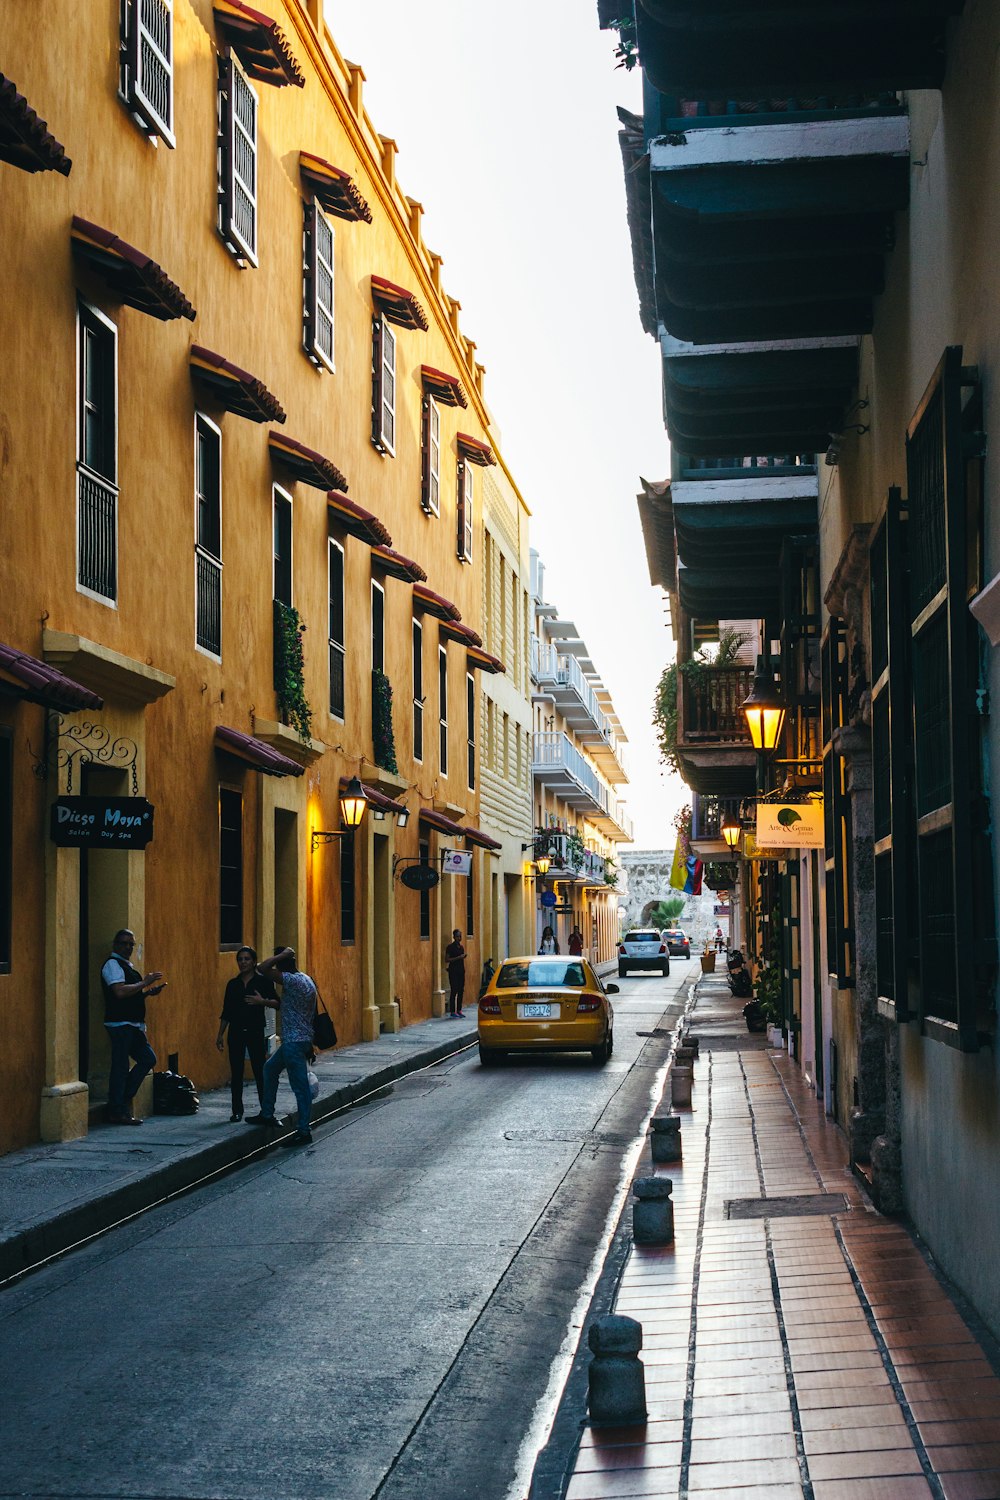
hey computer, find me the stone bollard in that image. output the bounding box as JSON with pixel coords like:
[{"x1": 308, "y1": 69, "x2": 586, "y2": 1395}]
[
  {"x1": 650, "y1": 1113, "x2": 682, "y2": 1163},
  {"x1": 632, "y1": 1175, "x2": 674, "y2": 1245},
  {"x1": 671, "y1": 1064, "x2": 693, "y2": 1108},
  {"x1": 675, "y1": 1044, "x2": 697, "y2": 1067},
  {"x1": 684, "y1": 1036, "x2": 700, "y2": 1058},
  {"x1": 588, "y1": 1315, "x2": 648, "y2": 1426}
]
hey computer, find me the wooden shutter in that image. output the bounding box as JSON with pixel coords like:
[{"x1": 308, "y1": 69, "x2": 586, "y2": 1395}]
[
  {"x1": 218, "y1": 56, "x2": 257, "y2": 265},
  {"x1": 371, "y1": 316, "x2": 384, "y2": 449},
  {"x1": 303, "y1": 201, "x2": 334, "y2": 371},
  {"x1": 821, "y1": 617, "x2": 854, "y2": 988},
  {"x1": 457, "y1": 460, "x2": 473, "y2": 562},
  {"x1": 122, "y1": 0, "x2": 174, "y2": 145}
]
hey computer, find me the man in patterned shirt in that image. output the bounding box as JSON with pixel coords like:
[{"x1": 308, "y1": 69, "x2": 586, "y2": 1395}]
[{"x1": 246, "y1": 946, "x2": 319, "y2": 1148}]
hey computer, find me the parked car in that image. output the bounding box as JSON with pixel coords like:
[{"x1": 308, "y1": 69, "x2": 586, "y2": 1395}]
[
  {"x1": 618, "y1": 930, "x2": 670, "y2": 978},
  {"x1": 663, "y1": 929, "x2": 692, "y2": 958},
  {"x1": 477, "y1": 957, "x2": 617, "y2": 1066}
]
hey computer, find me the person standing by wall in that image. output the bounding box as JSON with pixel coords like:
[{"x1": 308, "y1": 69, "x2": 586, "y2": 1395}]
[
  {"x1": 538, "y1": 925, "x2": 559, "y2": 955},
  {"x1": 216, "y1": 947, "x2": 276, "y2": 1123},
  {"x1": 246, "y1": 947, "x2": 318, "y2": 1148},
  {"x1": 101, "y1": 929, "x2": 166, "y2": 1126},
  {"x1": 568, "y1": 925, "x2": 584, "y2": 956},
  {"x1": 445, "y1": 929, "x2": 467, "y2": 1018}
]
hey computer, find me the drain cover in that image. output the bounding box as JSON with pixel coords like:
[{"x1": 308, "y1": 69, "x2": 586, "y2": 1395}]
[
  {"x1": 725, "y1": 1193, "x2": 850, "y2": 1219},
  {"x1": 635, "y1": 1028, "x2": 673, "y2": 1038},
  {"x1": 504, "y1": 1128, "x2": 633, "y2": 1146}
]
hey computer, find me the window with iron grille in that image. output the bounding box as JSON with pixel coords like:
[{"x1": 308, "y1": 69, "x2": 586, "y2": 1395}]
[
  {"x1": 328, "y1": 540, "x2": 345, "y2": 719},
  {"x1": 439, "y1": 645, "x2": 448, "y2": 776},
  {"x1": 412, "y1": 618, "x2": 424, "y2": 761},
  {"x1": 218, "y1": 56, "x2": 257, "y2": 266},
  {"x1": 371, "y1": 317, "x2": 395, "y2": 454},
  {"x1": 303, "y1": 200, "x2": 334, "y2": 371},
  {"x1": 77, "y1": 301, "x2": 118, "y2": 603},
  {"x1": 466, "y1": 672, "x2": 475, "y2": 790},
  {"x1": 0, "y1": 728, "x2": 11, "y2": 974},
  {"x1": 821, "y1": 617, "x2": 854, "y2": 988},
  {"x1": 456, "y1": 458, "x2": 473, "y2": 562},
  {"x1": 902, "y1": 347, "x2": 994, "y2": 1048},
  {"x1": 195, "y1": 415, "x2": 222, "y2": 658},
  {"x1": 120, "y1": 0, "x2": 174, "y2": 146},
  {"x1": 340, "y1": 827, "x2": 356, "y2": 943},
  {"x1": 218, "y1": 786, "x2": 243, "y2": 947},
  {"x1": 421, "y1": 395, "x2": 440, "y2": 513},
  {"x1": 419, "y1": 840, "x2": 431, "y2": 939}
]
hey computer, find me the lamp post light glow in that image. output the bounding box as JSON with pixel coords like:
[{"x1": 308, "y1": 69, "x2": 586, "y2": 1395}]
[
  {"x1": 535, "y1": 854, "x2": 551, "y2": 876},
  {"x1": 339, "y1": 776, "x2": 368, "y2": 829},
  {"x1": 742, "y1": 658, "x2": 786, "y2": 753},
  {"x1": 721, "y1": 817, "x2": 741, "y2": 851}
]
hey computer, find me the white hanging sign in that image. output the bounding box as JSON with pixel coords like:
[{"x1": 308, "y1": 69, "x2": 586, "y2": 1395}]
[
  {"x1": 755, "y1": 800, "x2": 825, "y2": 849},
  {"x1": 442, "y1": 849, "x2": 473, "y2": 876}
]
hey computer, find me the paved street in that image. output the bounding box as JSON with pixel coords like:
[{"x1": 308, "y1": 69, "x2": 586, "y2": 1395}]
[{"x1": 0, "y1": 965, "x2": 695, "y2": 1500}]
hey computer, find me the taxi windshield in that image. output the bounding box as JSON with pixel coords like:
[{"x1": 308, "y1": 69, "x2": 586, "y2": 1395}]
[{"x1": 497, "y1": 960, "x2": 588, "y2": 989}]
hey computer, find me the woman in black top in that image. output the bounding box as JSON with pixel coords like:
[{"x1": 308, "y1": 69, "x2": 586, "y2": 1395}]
[{"x1": 216, "y1": 947, "x2": 276, "y2": 1122}]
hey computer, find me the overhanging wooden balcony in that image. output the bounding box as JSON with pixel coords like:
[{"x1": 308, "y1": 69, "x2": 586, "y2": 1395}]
[{"x1": 677, "y1": 663, "x2": 757, "y2": 796}]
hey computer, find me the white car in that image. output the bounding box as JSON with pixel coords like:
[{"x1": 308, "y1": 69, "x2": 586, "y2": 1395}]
[{"x1": 618, "y1": 929, "x2": 670, "y2": 978}]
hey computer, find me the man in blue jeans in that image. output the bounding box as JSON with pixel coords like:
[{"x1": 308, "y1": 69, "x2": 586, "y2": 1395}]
[
  {"x1": 246, "y1": 947, "x2": 319, "y2": 1148},
  {"x1": 100, "y1": 929, "x2": 166, "y2": 1125}
]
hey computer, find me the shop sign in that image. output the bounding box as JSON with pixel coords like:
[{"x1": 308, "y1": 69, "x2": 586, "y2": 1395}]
[
  {"x1": 540, "y1": 890, "x2": 557, "y2": 908},
  {"x1": 755, "y1": 799, "x2": 824, "y2": 849},
  {"x1": 442, "y1": 849, "x2": 472, "y2": 876},
  {"x1": 743, "y1": 832, "x2": 787, "y2": 862},
  {"x1": 400, "y1": 864, "x2": 440, "y2": 891},
  {"x1": 50, "y1": 796, "x2": 154, "y2": 849}
]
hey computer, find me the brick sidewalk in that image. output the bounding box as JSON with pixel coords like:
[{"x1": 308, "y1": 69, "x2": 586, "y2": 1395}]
[{"x1": 564, "y1": 979, "x2": 1000, "y2": 1500}]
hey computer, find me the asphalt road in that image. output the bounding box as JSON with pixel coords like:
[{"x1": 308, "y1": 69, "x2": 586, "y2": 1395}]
[{"x1": 0, "y1": 964, "x2": 695, "y2": 1500}]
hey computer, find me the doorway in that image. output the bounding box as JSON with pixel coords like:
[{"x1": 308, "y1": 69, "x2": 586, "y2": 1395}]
[
  {"x1": 273, "y1": 807, "x2": 299, "y2": 953},
  {"x1": 373, "y1": 831, "x2": 390, "y2": 1020},
  {"x1": 77, "y1": 765, "x2": 130, "y2": 1106}
]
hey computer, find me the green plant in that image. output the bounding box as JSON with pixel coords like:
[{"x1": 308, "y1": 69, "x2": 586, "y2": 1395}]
[
  {"x1": 652, "y1": 629, "x2": 750, "y2": 775},
  {"x1": 704, "y1": 861, "x2": 738, "y2": 892},
  {"x1": 648, "y1": 895, "x2": 685, "y2": 927},
  {"x1": 565, "y1": 829, "x2": 586, "y2": 872},
  {"x1": 273, "y1": 601, "x2": 313, "y2": 744},
  {"x1": 754, "y1": 963, "x2": 784, "y2": 1025},
  {"x1": 372, "y1": 667, "x2": 398, "y2": 773},
  {"x1": 603, "y1": 858, "x2": 619, "y2": 889},
  {"x1": 609, "y1": 15, "x2": 638, "y2": 69}
]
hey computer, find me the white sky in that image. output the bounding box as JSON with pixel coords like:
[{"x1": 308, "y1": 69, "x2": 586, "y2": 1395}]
[{"x1": 329, "y1": 0, "x2": 687, "y2": 848}]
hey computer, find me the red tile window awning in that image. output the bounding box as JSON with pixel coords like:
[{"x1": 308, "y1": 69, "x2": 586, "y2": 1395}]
[
  {"x1": 464, "y1": 825, "x2": 503, "y2": 852},
  {"x1": 340, "y1": 777, "x2": 406, "y2": 817},
  {"x1": 299, "y1": 152, "x2": 372, "y2": 223},
  {"x1": 0, "y1": 73, "x2": 71, "y2": 175},
  {"x1": 440, "y1": 620, "x2": 483, "y2": 649},
  {"x1": 468, "y1": 644, "x2": 506, "y2": 675},
  {"x1": 213, "y1": 0, "x2": 305, "y2": 87},
  {"x1": 420, "y1": 365, "x2": 468, "y2": 409},
  {"x1": 269, "y1": 432, "x2": 348, "y2": 492},
  {"x1": 215, "y1": 725, "x2": 304, "y2": 777},
  {"x1": 419, "y1": 808, "x2": 466, "y2": 839},
  {"x1": 457, "y1": 433, "x2": 496, "y2": 467},
  {"x1": 71, "y1": 217, "x2": 196, "y2": 322},
  {"x1": 0, "y1": 643, "x2": 103, "y2": 713},
  {"x1": 412, "y1": 584, "x2": 462, "y2": 623},
  {"x1": 191, "y1": 346, "x2": 286, "y2": 424},
  {"x1": 327, "y1": 491, "x2": 392, "y2": 548},
  {"x1": 371, "y1": 546, "x2": 428, "y2": 584},
  {"x1": 371, "y1": 275, "x2": 429, "y2": 332}
]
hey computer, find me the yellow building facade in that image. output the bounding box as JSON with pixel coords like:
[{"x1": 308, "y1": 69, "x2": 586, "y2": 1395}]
[
  {"x1": 529, "y1": 552, "x2": 632, "y2": 965},
  {"x1": 0, "y1": 0, "x2": 525, "y2": 1152}
]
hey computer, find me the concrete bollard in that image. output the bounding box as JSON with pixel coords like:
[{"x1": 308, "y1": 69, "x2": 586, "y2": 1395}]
[
  {"x1": 684, "y1": 1036, "x2": 700, "y2": 1057},
  {"x1": 671, "y1": 1064, "x2": 693, "y2": 1108},
  {"x1": 675, "y1": 1044, "x2": 697, "y2": 1067},
  {"x1": 650, "y1": 1113, "x2": 682, "y2": 1163},
  {"x1": 632, "y1": 1175, "x2": 674, "y2": 1245},
  {"x1": 588, "y1": 1315, "x2": 648, "y2": 1426}
]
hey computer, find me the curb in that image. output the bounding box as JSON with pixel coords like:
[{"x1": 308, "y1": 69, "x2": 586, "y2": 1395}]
[{"x1": 0, "y1": 1026, "x2": 477, "y2": 1286}]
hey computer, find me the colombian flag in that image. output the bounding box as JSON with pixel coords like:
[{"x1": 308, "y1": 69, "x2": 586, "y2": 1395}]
[{"x1": 670, "y1": 834, "x2": 703, "y2": 895}]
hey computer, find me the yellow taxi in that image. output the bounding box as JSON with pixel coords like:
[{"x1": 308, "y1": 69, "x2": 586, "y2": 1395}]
[{"x1": 477, "y1": 956, "x2": 618, "y2": 1067}]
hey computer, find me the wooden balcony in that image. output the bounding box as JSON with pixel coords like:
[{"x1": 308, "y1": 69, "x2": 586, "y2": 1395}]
[{"x1": 677, "y1": 664, "x2": 757, "y2": 797}]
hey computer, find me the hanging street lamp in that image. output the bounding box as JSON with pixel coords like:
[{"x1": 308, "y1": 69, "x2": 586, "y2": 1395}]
[
  {"x1": 742, "y1": 656, "x2": 786, "y2": 753},
  {"x1": 339, "y1": 776, "x2": 369, "y2": 828}
]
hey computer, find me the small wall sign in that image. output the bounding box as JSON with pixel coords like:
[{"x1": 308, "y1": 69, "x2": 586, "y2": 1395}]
[
  {"x1": 50, "y1": 796, "x2": 154, "y2": 849},
  {"x1": 400, "y1": 863, "x2": 440, "y2": 891},
  {"x1": 755, "y1": 799, "x2": 824, "y2": 849},
  {"x1": 442, "y1": 849, "x2": 472, "y2": 876},
  {"x1": 540, "y1": 890, "x2": 557, "y2": 908}
]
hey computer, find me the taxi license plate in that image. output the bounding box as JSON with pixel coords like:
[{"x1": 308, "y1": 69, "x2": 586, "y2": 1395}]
[{"x1": 518, "y1": 1001, "x2": 554, "y2": 1019}]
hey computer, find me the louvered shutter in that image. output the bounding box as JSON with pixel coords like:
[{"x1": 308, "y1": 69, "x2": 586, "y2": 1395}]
[
  {"x1": 303, "y1": 201, "x2": 334, "y2": 371},
  {"x1": 463, "y1": 461, "x2": 474, "y2": 563},
  {"x1": 122, "y1": 0, "x2": 174, "y2": 145},
  {"x1": 218, "y1": 57, "x2": 257, "y2": 266}
]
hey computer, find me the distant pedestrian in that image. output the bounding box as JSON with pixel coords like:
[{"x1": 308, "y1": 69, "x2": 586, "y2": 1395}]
[
  {"x1": 479, "y1": 957, "x2": 495, "y2": 998},
  {"x1": 538, "y1": 925, "x2": 559, "y2": 955},
  {"x1": 445, "y1": 929, "x2": 467, "y2": 1017},
  {"x1": 101, "y1": 929, "x2": 166, "y2": 1126},
  {"x1": 216, "y1": 946, "x2": 276, "y2": 1122},
  {"x1": 246, "y1": 947, "x2": 319, "y2": 1148},
  {"x1": 568, "y1": 926, "x2": 584, "y2": 956},
  {"x1": 715, "y1": 926, "x2": 724, "y2": 952}
]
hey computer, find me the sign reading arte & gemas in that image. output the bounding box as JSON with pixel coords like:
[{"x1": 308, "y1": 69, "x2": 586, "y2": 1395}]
[
  {"x1": 755, "y1": 798, "x2": 824, "y2": 850},
  {"x1": 50, "y1": 796, "x2": 154, "y2": 849}
]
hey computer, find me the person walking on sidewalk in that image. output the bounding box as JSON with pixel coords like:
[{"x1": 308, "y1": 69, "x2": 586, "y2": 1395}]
[
  {"x1": 216, "y1": 947, "x2": 276, "y2": 1122},
  {"x1": 538, "y1": 925, "x2": 559, "y2": 955},
  {"x1": 246, "y1": 947, "x2": 318, "y2": 1148},
  {"x1": 445, "y1": 929, "x2": 467, "y2": 1017},
  {"x1": 568, "y1": 926, "x2": 585, "y2": 956},
  {"x1": 101, "y1": 929, "x2": 166, "y2": 1126}
]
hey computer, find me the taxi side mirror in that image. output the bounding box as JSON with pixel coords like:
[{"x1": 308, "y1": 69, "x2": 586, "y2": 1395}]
[{"x1": 605, "y1": 983, "x2": 619, "y2": 995}]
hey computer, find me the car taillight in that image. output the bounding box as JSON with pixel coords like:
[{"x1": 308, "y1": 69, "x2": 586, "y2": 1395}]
[
  {"x1": 618, "y1": 944, "x2": 626, "y2": 955},
  {"x1": 577, "y1": 996, "x2": 601, "y2": 1013},
  {"x1": 479, "y1": 995, "x2": 501, "y2": 1016},
  {"x1": 659, "y1": 944, "x2": 667, "y2": 954}
]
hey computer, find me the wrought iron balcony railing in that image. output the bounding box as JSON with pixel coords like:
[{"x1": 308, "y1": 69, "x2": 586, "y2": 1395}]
[
  {"x1": 77, "y1": 467, "x2": 117, "y2": 601},
  {"x1": 679, "y1": 665, "x2": 755, "y2": 746},
  {"x1": 195, "y1": 548, "x2": 222, "y2": 657}
]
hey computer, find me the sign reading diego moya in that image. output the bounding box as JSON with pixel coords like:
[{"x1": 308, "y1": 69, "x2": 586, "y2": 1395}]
[
  {"x1": 441, "y1": 849, "x2": 473, "y2": 877},
  {"x1": 50, "y1": 796, "x2": 155, "y2": 849},
  {"x1": 755, "y1": 799, "x2": 824, "y2": 850},
  {"x1": 400, "y1": 863, "x2": 440, "y2": 891}
]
